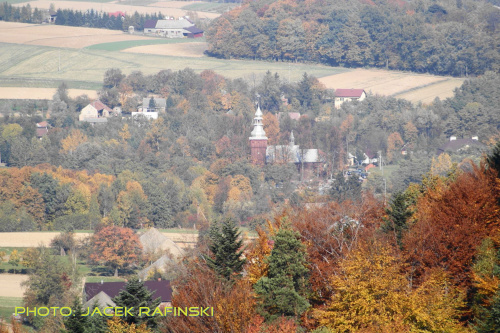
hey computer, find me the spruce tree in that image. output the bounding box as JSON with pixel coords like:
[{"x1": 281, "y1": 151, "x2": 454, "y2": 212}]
[
  {"x1": 83, "y1": 300, "x2": 107, "y2": 333},
  {"x1": 382, "y1": 191, "x2": 414, "y2": 247},
  {"x1": 254, "y1": 225, "x2": 310, "y2": 320},
  {"x1": 112, "y1": 276, "x2": 161, "y2": 328},
  {"x1": 63, "y1": 297, "x2": 87, "y2": 333},
  {"x1": 206, "y1": 218, "x2": 246, "y2": 280},
  {"x1": 487, "y1": 141, "x2": 500, "y2": 179}
]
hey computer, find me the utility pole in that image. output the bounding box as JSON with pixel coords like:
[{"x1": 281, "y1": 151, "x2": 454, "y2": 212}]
[{"x1": 383, "y1": 178, "x2": 387, "y2": 206}]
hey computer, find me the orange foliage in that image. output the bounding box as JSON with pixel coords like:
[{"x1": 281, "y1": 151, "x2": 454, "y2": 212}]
[
  {"x1": 165, "y1": 260, "x2": 255, "y2": 333},
  {"x1": 245, "y1": 227, "x2": 272, "y2": 285},
  {"x1": 403, "y1": 162, "x2": 500, "y2": 288}
]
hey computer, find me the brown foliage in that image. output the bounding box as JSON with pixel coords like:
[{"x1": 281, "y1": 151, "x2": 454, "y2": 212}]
[
  {"x1": 403, "y1": 163, "x2": 500, "y2": 289},
  {"x1": 164, "y1": 259, "x2": 256, "y2": 333},
  {"x1": 290, "y1": 194, "x2": 384, "y2": 304}
]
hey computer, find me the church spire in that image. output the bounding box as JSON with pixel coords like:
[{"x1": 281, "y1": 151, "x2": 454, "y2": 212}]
[
  {"x1": 249, "y1": 105, "x2": 268, "y2": 166},
  {"x1": 249, "y1": 105, "x2": 267, "y2": 140}
]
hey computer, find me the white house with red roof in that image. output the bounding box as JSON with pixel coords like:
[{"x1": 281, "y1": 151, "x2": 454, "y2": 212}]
[{"x1": 334, "y1": 89, "x2": 366, "y2": 109}]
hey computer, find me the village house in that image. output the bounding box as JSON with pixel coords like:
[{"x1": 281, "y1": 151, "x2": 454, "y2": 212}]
[
  {"x1": 143, "y1": 18, "x2": 204, "y2": 38},
  {"x1": 36, "y1": 121, "x2": 49, "y2": 139},
  {"x1": 141, "y1": 97, "x2": 167, "y2": 113},
  {"x1": 79, "y1": 100, "x2": 113, "y2": 123},
  {"x1": 334, "y1": 89, "x2": 366, "y2": 109},
  {"x1": 436, "y1": 136, "x2": 486, "y2": 155},
  {"x1": 83, "y1": 280, "x2": 172, "y2": 309}
]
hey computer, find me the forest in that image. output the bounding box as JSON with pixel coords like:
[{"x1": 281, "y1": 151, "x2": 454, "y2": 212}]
[
  {"x1": 206, "y1": 0, "x2": 500, "y2": 76},
  {"x1": 1, "y1": 143, "x2": 500, "y2": 332},
  {"x1": 0, "y1": 68, "x2": 499, "y2": 232}
]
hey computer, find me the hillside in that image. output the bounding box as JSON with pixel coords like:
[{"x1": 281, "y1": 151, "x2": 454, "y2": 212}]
[{"x1": 206, "y1": 0, "x2": 500, "y2": 76}]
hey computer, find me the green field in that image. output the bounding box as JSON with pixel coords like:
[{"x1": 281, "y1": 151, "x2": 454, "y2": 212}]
[
  {"x1": 0, "y1": 42, "x2": 349, "y2": 89},
  {"x1": 0, "y1": 297, "x2": 23, "y2": 320},
  {"x1": 86, "y1": 38, "x2": 201, "y2": 52}
]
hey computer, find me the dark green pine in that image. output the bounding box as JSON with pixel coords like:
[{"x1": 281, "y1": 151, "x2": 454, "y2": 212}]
[
  {"x1": 206, "y1": 218, "x2": 246, "y2": 280},
  {"x1": 63, "y1": 297, "x2": 87, "y2": 333},
  {"x1": 254, "y1": 225, "x2": 310, "y2": 320},
  {"x1": 112, "y1": 277, "x2": 161, "y2": 328},
  {"x1": 382, "y1": 191, "x2": 413, "y2": 247}
]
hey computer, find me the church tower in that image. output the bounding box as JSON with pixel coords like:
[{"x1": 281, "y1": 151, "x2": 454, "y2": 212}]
[{"x1": 249, "y1": 105, "x2": 268, "y2": 166}]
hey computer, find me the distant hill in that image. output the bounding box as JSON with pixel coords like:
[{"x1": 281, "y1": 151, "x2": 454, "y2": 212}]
[{"x1": 206, "y1": 0, "x2": 500, "y2": 76}]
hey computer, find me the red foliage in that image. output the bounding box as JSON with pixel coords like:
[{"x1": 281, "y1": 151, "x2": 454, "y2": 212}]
[{"x1": 403, "y1": 163, "x2": 500, "y2": 289}]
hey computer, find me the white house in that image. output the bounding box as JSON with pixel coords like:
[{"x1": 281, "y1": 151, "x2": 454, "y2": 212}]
[{"x1": 334, "y1": 89, "x2": 366, "y2": 109}]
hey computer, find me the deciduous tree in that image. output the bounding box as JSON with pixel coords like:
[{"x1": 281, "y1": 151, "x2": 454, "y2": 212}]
[{"x1": 90, "y1": 226, "x2": 142, "y2": 277}]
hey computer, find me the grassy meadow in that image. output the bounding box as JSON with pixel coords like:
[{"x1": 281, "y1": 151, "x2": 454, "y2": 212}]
[{"x1": 0, "y1": 42, "x2": 348, "y2": 89}]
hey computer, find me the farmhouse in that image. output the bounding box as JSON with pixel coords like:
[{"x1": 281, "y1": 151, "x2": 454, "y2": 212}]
[
  {"x1": 83, "y1": 280, "x2": 172, "y2": 308},
  {"x1": 334, "y1": 89, "x2": 366, "y2": 109},
  {"x1": 143, "y1": 18, "x2": 204, "y2": 38},
  {"x1": 36, "y1": 121, "x2": 49, "y2": 139},
  {"x1": 79, "y1": 100, "x2": 113, "y2": 122},
  {"x1": 141, "y1": 97, "x2": 167, "y2": 113},
  {"x1": 436, "y1": 136, "x2": 487, "y2": 155}
]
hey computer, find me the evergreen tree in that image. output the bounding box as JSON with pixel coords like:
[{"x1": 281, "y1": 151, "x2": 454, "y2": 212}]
[
  {"x1": 83, "y1": 300, "x2": 108, "y2": 333},
  {"x1": 329, "y1": 172, "x2": 362, "y2": 202},
  {"x1": 487, "y1": 141, "x2": 500, "y2": 179},
  {"x1": 381, "y1": 191, "x2": 413, "y2": 247},
  {"x1": 63, "y1": 297, "x2": 87, "y2": 333},
  {"x1": 206, "y1": 218, "x2": 246, "y2": 280},
  {"x1": 254, "y1": 225, "x2": 310, "y2": 320},
  {"x1": 112, "y1": 276, "x2": 161, "y2": 328}
]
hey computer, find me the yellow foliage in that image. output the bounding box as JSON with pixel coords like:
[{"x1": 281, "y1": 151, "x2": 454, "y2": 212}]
[
  {"x1": 430, "y1": 153, "x2": 453, "y2": 176},
  {"x1": 107, "y1": 317, "x2": 151, "y2": 333},
  {"x1": 246, "y1": 228, "x2": 272, "y2": 285},
  {"x1": 60, "y1": 129, "x2": 88, "y2": 154},
  {"x1": 314, "y1": 244, "x2": 471, "y2": 333},
  {"x1": 119, "y1": 123, "x2": 131, "y2": 143}
]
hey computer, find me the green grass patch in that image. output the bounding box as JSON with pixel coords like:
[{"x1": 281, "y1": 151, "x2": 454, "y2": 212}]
[
  {"x1": 0, "y1": 42, "x2": 349, "y2": 86},
  {"x1": 85, "y1": 276, "x2": 125, "y2": 283},
  {"x1": 0, "y1": 297, "x2": 23, "y2": 320},
  {"x1": 85, "y1": 38, "x2": 197, "y2": 52}
]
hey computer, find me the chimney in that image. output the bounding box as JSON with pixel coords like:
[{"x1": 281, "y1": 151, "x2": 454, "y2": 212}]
[
  {"x1": 472, "y1": 136, "x2": 478, "y2": 141},
  {"x1": 450, "y1": 136, "x2": 457, "y2": 141},
  {"x1": 101, "y1": 279, "x2": 103, "y2": 284}
]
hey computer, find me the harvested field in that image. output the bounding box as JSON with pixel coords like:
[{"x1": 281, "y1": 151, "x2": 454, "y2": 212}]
[
  {"x1": 0, "y1": 274, "x2": 27, "y2": 298},
  {"x1": 0, "y1": 232, "x2": 91, "y2": 247},
  {"x1": 393, "y1": 78, "x2": 464, "y2": 104},
  {"x1": 0, "y1": 87, "x2": 97, "y2": 100},
  {"x1": 0, "y1": 21, "x2": 157, "y2": 49},
  {"x1": 122, "y1": 42, "x2": 208, "y2": 57},
  {"x1": 318, "y1": 68, "x2": 460, "y2": 102},
  {"x1": 14, "y1": 0, "x2": 220, "y2": 19}
]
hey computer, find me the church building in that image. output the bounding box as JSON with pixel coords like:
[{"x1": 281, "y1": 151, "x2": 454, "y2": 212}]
[{"x1": 249, "y1": 106, "x2": 325, "y2": 175}]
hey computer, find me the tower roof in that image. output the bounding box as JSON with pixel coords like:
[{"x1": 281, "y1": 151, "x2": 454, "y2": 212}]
[{"x1": 249, "y1": 105, "x2": 267, "y2": 140}]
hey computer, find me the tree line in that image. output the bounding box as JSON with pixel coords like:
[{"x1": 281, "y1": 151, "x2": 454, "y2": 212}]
[
  {"x1": 0, "y1": 2, "x2": 164, "y2": 31},
  {"x1": 206, "y1": 0, "x2": 500, "y2": 76}
]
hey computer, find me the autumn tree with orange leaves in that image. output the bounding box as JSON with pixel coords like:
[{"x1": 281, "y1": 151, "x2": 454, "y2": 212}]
[
  {"x1": 90, "y1": 226, "x2": 142, "y2": 277},
  {"x1": 403, "y1": 162, "x2": 500, "y2": 289}
]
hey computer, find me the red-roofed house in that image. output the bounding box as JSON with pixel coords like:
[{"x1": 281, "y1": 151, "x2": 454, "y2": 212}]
[
  {"x1": 36, "y1": 121, "x2": 49, "y2": 139},
  {"x1": 334, "y1": 89, "x2": 366, "y2": 109},
  {"x1": 108, "y1": 11, "x2": 126, "y2": 18}
]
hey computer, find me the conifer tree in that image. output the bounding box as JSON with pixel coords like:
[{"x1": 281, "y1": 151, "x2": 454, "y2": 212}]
[
  {"x1": 487, "y1": 141, "x2": 500, "y2": 178},
  {"x1": 112, "y1": 277, "x2": 161, "y2": 328},
  {"x1": 83, "y1": 300, "x2": 108, "y2": 333},
  {"x1": 63, "y1": 297, "x2": 86, "y2": 333},
  {"x1": 254, "y1": 225, "x2": 310, "y2": 320},
  {"x1": 381, "y1": 191, "x2": 413, "y2": 247},
  {"x1": 206, "y1": 218, "x2": 245, "y2": 280}
]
